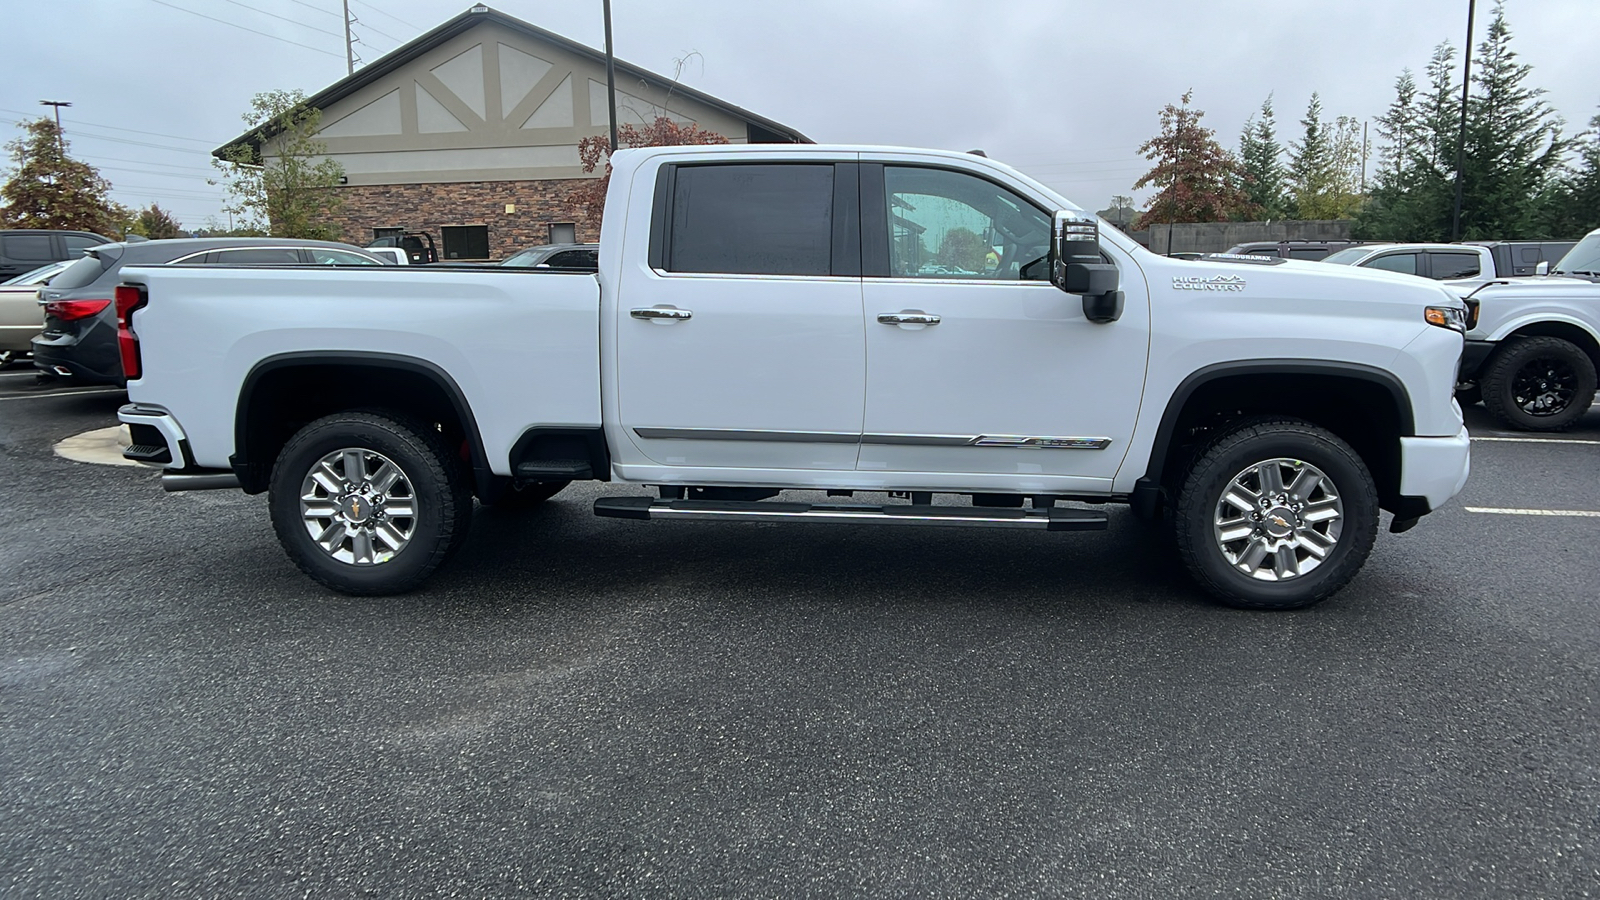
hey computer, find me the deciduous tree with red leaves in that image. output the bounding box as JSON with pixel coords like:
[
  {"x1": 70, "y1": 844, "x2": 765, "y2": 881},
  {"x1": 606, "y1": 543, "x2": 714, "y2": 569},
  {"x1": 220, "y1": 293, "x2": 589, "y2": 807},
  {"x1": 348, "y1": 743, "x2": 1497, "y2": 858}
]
[
  {"x1": 1133, "y1": 91, "x2": 1257, "y2": 229},
  {"x1": 575, "y1": 116, "x2": 730, "y2": 222}
]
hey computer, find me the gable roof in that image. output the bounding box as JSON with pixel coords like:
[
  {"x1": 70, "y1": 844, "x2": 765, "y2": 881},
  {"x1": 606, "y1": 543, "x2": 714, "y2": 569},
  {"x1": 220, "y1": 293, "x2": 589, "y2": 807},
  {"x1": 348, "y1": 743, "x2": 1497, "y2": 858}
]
[{"x1": 215, "y1": 4, "x2": 810, "y2": 160}]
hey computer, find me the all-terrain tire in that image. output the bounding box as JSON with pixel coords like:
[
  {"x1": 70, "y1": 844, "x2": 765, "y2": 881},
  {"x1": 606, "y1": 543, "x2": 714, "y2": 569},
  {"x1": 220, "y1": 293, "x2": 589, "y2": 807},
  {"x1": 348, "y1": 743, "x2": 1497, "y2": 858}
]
[
  {"x1": 268, "y1": 411, "x2": 473, "y2": 595},
  {"x1": 1479, "y1": 336, "x2": 1597, "y2": 432},
  {"x1": 1172, "y1": 418, "x2": 1379, "y2": 610}
]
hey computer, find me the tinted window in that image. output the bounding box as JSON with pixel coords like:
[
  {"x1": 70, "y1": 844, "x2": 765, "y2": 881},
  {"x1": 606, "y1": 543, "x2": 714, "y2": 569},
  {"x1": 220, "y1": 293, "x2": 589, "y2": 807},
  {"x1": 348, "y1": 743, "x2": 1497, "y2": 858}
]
[
  {"x1": 308, "y1": 248, "x2": 381, "y2": 265},
  {"x1": 669, "y1": 164, "x2": 833, "y2": 276},
  {"x1": 1430, "y1": 252, "x2": 1480, "y2": 279},
  {"x1": 2, "y1": 234, "x2": 54, "y2": 262},
  {"x1": 1367, "y1": 253, "x2": 1418, "y2": 274},
  {"x1": 501, "y1": 248, "x2": 541, "y2": 267},
  {"x1": 61, "y1": 235, "x2": 103, "y2": 257},
  {"x1": 47, "y1": 254, "x2": 112, "y2": 290},
  {"x1": 205, "y1": 248, "x2": 304, "y2": 265},
  {"x1": 441, "y1": 225, "x2": 489, "y2": 260},
  {"x1": 884, "y1": 166, "x2": 1049, "y2": 280},
  {"x1": 545, "y1": 249, "x2": 597, "y2": 269},
  {"x1": 1287, "y1": 248, "x2": 1329, "y2": 260},
  {"x1": 1520, "y1": 247, "x2": 1541, "y2": 263}
]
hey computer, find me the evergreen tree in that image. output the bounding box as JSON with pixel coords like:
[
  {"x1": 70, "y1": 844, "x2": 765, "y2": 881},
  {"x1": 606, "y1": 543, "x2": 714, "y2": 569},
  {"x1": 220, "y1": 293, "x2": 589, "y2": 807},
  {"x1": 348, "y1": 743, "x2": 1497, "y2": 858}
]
[
  {"x1": 0, "y1": 118, "x2": 126, "y2": 236},
  {"x1": 1457, "y1": 1, "x2": 1567, "y2": 239},
  {"x1": 1131, "y1": 90, "x2": 1255, "y2": 228},
  {"x1": 1287, "y1": 94, "x2": 1363, "y2": 219},
  {"x1": 1239, "y1": 96, "x2": 1288, "y2": 218},
  {"x1": 129, "y1": 203, "x2": 184, "y2": 239},
  {"x1": 1355, "y1": 43, "x2": 1461, "y2": 240},
  {"x1": 1537, "y1": 108, "x2": 1600, "y2": 237}
]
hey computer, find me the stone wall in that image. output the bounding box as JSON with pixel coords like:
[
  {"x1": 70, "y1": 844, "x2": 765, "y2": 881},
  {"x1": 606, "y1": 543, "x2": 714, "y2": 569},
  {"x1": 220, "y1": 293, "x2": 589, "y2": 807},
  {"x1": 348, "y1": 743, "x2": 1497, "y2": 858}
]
[{"x1": 328, "y1": 178, "x2": 601, "y2": 259}]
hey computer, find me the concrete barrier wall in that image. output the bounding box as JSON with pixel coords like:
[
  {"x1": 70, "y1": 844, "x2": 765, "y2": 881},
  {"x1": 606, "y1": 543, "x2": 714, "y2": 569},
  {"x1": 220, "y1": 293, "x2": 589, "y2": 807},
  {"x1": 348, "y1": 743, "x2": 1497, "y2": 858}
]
[{"x1": 1126, "y1": 221, "x2": 1354, "y2": 255}]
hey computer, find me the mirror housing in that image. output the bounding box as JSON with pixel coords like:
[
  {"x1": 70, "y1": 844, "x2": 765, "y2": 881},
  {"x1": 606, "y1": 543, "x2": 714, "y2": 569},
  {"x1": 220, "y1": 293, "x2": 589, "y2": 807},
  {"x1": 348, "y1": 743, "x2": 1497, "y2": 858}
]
[
  {"x1": 1050, "y1": 210, "x2": 1123, "y2": 322},
  {"x1": 1535, "y1": 260, "x2": 1550, "y2": 276}
]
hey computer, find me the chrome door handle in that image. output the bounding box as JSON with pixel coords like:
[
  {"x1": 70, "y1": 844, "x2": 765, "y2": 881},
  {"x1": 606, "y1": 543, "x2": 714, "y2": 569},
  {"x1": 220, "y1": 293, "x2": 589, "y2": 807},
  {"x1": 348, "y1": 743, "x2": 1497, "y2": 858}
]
[
  {"x1": 631, "y1": 307, "x2": 692, "y2": 321},
  {"x1": 877, "y1": 312, "x2": 941, "y2": 325}
]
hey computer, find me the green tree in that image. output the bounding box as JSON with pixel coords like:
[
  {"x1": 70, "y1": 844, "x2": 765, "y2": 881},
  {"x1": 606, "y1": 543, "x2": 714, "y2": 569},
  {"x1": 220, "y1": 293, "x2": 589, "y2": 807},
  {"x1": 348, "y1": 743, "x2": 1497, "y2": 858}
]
[
  {"x1": 1238, "y1": 96, "x2": 1288, "y2": 218},
  {"x1": 0, "y1": 118, "x2": 126, "y2": 235},
  {"x1": 1132, "y1": 90, "x2": 1255, "y2": 229},
  {"x1": 127, "y1": 203, "x2": 184, "y2": 239},
  {"x1": 1286, "y1": 94, "x2": 1362, "y2": 219},
  {"x1": 213, "y1": 89, "x2": 345, "y2": 239},
  {"x1": 1355, "y1": 43, "x2": 1461, "y2": 240},
  {"x1": 1457, "y1": 1, "x2": 1567, "y2": 239},
  {"x1": 1537, "y1": 108, "x2": 1600, "y2": 236}
]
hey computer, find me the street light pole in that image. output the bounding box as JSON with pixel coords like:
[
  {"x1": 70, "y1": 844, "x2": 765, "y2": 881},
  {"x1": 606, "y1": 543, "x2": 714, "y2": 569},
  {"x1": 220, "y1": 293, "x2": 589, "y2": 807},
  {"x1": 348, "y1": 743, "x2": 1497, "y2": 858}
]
[
  {"x1": 1450, "y1": 0, "x2": 1476, "y2": 241},
  {"x1": 38, "y1": 100, "x2": 71, "y2": 156},
  {"x1": 602, "y1": 0, "x2": 619, "y2": 153}
]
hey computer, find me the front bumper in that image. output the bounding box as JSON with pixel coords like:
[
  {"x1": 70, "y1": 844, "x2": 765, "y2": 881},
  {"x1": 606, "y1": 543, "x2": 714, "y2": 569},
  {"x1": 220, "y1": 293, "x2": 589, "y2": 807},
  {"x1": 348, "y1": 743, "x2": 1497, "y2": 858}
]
[{"x1": 1397, "y1": 426, "x2": 1471, "y2": 514}]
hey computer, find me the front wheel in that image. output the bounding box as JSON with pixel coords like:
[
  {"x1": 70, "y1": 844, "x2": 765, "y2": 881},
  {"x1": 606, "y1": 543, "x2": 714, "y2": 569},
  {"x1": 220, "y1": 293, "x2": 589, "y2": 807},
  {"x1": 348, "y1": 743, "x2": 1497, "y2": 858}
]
[
  {"x1": 268, "y1": 411, "x2": 472, "y2": 595},
  {"x1": 1479, "y1": 336, "x2": 1597, "y2": 432},
  {"x1": 1173, "y1": 419, "x2": 1379, "y2": 610}
]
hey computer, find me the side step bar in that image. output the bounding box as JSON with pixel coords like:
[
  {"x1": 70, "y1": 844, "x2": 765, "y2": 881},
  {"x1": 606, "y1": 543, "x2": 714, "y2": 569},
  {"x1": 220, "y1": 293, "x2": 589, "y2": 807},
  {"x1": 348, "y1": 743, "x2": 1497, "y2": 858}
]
[{"x1": 594, "y1": 496, "x2": 1107, "y2": 531}]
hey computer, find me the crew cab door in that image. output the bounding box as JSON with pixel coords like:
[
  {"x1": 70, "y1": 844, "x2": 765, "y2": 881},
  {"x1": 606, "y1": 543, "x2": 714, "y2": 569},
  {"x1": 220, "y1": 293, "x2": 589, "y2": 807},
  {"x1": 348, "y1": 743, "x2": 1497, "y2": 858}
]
[
  {"x1": 857, "y1": 162, "x2": 1149, "y2": 488},
  {"x1": 614, "y1": 161, "x2": 865, "y2": 471}
]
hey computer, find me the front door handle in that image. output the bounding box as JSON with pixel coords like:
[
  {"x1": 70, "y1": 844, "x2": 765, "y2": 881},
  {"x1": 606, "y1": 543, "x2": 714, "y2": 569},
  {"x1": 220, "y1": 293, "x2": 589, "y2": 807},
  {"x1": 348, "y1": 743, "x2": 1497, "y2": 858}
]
[
  {"x1": 631, "y1": 306, "x2": 692, "y2": 321},
  {"x1": 877, "y1": 312, "x2": 941, "y2": 326}
]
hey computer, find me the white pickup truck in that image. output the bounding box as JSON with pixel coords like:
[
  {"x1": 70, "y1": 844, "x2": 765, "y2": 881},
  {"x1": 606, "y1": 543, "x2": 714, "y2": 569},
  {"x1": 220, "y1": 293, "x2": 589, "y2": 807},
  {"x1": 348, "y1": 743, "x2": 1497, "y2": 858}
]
[{"x1": 114, "y1": 144, "x2": 1471, "y2": 609}]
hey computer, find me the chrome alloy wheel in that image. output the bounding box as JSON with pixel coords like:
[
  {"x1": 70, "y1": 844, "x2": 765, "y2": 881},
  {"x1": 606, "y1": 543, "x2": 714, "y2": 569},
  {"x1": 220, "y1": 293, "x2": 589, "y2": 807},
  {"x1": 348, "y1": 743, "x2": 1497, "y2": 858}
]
[
  {"x1": 299, "y1": 448, "x2": 417, "y2": 565},
  {"x1": 1213, "y1": 457, "x2": 1344, "y2": 582}
]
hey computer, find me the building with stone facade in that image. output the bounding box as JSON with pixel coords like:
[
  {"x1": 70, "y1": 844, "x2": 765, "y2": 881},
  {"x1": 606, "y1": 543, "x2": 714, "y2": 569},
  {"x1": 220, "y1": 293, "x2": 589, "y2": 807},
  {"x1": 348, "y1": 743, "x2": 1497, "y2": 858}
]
[{"x1": 215, "y1": 5, "x2": 809, "y2": 260}]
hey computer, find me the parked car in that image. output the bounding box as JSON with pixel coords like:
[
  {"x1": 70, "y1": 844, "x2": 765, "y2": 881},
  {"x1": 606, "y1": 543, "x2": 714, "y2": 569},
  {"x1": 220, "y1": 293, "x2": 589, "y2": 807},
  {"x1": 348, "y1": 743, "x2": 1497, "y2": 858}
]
[
  {"x1": 1466, "y1": 240, "x2": 1576, "y2": 277},
  {"x1": 1223, "y1": 240, "x2": 1368, "y2": 262},
  {"x1": 1319, "y1": 241, "x2": 1578, "y2": 286},
  {"x1": 0, "y1": 230, "x2": 112, "y2": 280},
  {"x1": 366, "y1": 231, "x2": 437, "y2": 264},
  {"x1": 33, "y1": 238, "x2": 386, "y2": 385},
  {"x1": 364, "y1": 247, "x2": 408, "y2": 265},
  {"x1": 1548, "y1": 227, "x2": 1600, "y2": 283},
  {"x1": 499, "y1": 242, "x2": 599, "y2": 271},
  {"x1": 0, "y1": 259, "x2": 73, "y2": 366},
  {"x1": 116, "y1": 143, "x2": 1468, "y2": 610}
]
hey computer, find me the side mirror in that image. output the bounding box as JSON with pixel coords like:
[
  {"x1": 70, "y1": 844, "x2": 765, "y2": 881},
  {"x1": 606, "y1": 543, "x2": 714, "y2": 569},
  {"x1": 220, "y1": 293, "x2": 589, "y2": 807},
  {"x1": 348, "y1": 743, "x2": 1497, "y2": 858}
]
[
  {"x1": 1535, "y1": 261, "x2": 1550, "y2": 276},
  {"x1": 1050, "y1": 210, "x2": 1123, "y2": 323}
]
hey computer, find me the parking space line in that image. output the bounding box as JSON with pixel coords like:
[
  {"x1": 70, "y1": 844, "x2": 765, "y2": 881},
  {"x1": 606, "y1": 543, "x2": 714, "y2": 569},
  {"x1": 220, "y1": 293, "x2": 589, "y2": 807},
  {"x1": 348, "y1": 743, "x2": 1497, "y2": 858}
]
[
  {"x1": 1464, "y1": 506, "x2": 1600, "y2": 518},
  {"x1": 0, "y1": 389, "x2": 123, "y2": 402},
  {"x1": 1470, "y1": 436, "x2": 1600, "y2": 445}
]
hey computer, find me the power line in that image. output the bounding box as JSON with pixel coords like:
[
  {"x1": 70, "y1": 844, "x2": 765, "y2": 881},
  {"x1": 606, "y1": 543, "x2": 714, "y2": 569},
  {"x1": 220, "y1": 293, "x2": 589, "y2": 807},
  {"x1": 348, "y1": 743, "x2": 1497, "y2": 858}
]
[
  {"x1": 79, "y1": 154, "x2": 217, "y2": 174},
  {"x1": 351, "y1": 0, "x2": 422, "y2": 31},
  {"x1": 216, "y1": 0, "x2": 344, "y2": 39},
  {"x1": 139, "y1": 0, "x2": 343, "y2": 58},
  {"x1": 284, "y1": 0, "x2": 341, "y2": 17},
  {"x1": 0, "y1": 107, "x2": 221, "y2": 145}
]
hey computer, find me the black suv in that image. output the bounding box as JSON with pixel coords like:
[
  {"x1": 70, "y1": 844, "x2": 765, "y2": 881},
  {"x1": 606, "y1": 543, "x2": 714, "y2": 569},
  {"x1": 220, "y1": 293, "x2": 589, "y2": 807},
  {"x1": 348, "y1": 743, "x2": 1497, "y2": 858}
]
[
  {"x1": 33, "y1": 238, "x2": 386, "y2": 385},
  {"x1": 0, "y1": 230, "x2": 112, "y2": 279}
]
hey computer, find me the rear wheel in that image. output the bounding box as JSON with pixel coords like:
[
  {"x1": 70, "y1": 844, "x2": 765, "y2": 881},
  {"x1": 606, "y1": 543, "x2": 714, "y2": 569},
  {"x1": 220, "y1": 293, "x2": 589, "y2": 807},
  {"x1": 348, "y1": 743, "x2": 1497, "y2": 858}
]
[
  {"x1": 1173, "y1": 419, "x2": 1378, "y2": 610},
  {"x1": 1479, "y1": 336, "x2": 1597, "y2": 432},
  {"x1": 268, "y1": 411, "x2": 472, "y2": 595}
]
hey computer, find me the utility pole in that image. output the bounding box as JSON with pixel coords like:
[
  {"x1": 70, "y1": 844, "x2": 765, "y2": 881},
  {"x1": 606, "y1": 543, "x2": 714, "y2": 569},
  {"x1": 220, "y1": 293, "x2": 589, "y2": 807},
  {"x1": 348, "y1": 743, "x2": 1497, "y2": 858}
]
[
  {"x1": 602, "y1": 0, "x2": 619, "y2": 152},
  {"x1": 342, "y1": 0, "x2": 354, "y2": 75},
  {"x1": 1451, "y1": 0, "x2": 1476, "y2": 241},
  {"x1": 1361, "y1": 120, "x2": 1369, "y2": 193},
  {"x1": 38, "y1": 100, "x2": 71, "y2": 156}
]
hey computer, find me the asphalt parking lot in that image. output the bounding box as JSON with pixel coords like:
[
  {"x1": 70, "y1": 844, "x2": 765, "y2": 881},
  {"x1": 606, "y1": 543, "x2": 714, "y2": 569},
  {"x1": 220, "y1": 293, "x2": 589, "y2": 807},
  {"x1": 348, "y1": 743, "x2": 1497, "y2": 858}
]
[{"x1": 2, "y1": 369, "x2": 1597, "y2": 898}]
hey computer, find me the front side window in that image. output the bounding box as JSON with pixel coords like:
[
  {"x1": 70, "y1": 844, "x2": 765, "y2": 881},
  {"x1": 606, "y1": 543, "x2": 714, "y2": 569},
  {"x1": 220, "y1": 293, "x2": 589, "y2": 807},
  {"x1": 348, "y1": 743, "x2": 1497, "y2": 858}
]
[
  {"x1": 668, "y1": 164, "x2": 834, "y2": 276},
  {"x1": 883, "y1": 167, "x2": 1049, "y2": 280},
  {"x1": 1367, "y1": 253, "x2": 1418, "y2": 275},
  {"x1": 309, "y1": 248, "x2": 381, "y2": 265},
  {"x1": 1430, "y1": 252, "x2": 1480, "y2": 279}
]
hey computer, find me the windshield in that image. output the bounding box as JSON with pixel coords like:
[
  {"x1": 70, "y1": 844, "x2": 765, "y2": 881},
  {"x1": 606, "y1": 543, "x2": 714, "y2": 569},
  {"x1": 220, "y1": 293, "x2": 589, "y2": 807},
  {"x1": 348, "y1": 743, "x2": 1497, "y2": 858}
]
[
  {"x1": 1553, "y1": 233, "x2": 1600, "y2": 274},
  {"x1": 1318, "y1": 247, "x2": 1373, "y2": 265}
]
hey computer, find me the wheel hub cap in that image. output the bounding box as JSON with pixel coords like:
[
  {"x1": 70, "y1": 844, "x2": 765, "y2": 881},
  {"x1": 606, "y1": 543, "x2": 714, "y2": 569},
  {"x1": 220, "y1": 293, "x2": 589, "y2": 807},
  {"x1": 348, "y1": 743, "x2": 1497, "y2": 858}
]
[
  {"x1": 300, "y1": 448, "x2": 417, "y2": 566},
  {"x1": 1213, "y1": 458, "x2": 1344, "y2": 582}
]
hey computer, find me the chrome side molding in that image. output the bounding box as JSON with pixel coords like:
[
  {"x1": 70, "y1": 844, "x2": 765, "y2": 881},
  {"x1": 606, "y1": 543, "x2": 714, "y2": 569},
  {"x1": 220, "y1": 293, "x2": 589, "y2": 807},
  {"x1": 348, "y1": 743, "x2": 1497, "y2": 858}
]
[{"x1": 632, "y1": 428, "x2": 1112, "y2": 450}]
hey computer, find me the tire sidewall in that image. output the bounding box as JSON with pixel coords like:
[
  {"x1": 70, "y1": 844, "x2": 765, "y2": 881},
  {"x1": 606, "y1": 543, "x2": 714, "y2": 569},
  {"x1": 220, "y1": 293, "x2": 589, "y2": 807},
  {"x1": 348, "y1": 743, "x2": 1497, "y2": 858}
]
[
  {"x1": 269, "y1": 414, "x2": 460, "y2": 594},
  {"x1": 1178, "y1": 426, "x2": 1378, "y2": 609}
]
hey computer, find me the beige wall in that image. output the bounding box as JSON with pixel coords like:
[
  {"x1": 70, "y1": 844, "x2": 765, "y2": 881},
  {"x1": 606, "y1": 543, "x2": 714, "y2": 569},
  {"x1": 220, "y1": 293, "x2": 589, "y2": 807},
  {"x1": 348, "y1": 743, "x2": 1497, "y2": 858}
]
[{"x1": 266, "y1": 21, "x2": 750, "y2": 187}]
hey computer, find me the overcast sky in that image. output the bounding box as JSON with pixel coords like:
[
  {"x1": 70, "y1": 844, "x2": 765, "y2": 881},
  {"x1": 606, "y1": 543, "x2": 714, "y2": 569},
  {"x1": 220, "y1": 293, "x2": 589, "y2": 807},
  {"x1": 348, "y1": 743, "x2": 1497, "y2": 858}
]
[{"x1": 7, "y1": 0, "x2": 1599, "y2": 228}]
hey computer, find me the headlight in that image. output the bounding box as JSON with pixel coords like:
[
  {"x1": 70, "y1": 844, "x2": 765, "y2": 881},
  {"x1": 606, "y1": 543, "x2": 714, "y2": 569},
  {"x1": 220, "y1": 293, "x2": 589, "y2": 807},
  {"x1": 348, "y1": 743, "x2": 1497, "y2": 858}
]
[{"x1": 1424, "y1": 305, "x2": 1466, "y2": 332}]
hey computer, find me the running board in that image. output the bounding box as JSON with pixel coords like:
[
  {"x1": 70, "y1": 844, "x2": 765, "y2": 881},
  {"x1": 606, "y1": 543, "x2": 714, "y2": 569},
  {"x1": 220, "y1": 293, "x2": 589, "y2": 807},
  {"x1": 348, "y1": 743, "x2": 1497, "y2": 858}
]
[{"x1": 593, "y1": 497, "x2": 1107, "y2": 531}]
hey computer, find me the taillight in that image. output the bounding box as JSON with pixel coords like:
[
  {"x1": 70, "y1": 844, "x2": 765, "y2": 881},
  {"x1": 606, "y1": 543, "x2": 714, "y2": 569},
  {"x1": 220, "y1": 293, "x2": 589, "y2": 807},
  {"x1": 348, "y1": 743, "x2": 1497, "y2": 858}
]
[
  {"x1": 44, "y1": 299, "x2": 110, "y2": 321},
  {"x1": 115, "y1": 285, "x2": 148, "y2": 380}
]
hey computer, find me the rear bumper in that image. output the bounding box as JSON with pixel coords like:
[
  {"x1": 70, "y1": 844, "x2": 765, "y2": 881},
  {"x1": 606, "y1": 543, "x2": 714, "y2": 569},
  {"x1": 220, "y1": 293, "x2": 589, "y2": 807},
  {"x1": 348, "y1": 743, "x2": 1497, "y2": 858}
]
[
  {"x1": 1397, "y1": 426, "x2": 1471, "y2": 514},
  {"x1": 32, "y1": 329, "x2": 123, "y2": 385},
  {"x1": 118, "y1": 403, "x2": 191, "y2": 470}
]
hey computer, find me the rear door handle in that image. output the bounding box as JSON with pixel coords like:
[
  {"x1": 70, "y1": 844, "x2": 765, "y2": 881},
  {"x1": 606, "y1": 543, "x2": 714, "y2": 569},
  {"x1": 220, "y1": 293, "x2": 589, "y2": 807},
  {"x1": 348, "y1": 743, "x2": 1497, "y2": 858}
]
[
  {"x1": 877, "y1": 312, "x2": 941, "y2": 326},
  {"x1": 631, "y1": 307, "x2": 692, "y2": 321}
]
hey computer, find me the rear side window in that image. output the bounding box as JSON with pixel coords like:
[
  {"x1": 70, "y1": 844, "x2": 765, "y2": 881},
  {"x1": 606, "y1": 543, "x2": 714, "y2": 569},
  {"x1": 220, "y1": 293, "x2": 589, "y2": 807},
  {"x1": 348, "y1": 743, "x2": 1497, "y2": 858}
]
[
  {"x1": 1430, "y1": 252, "x2": 1480, "y2": 279},
  {"x1": 308, "y1": 248, "x2": 381, "y2": 265},
  {"x1": 61, "y1": 235, "x2": 103, "y2": 257},
  {"x1": 2, "y1": 234, "x2": 54, "y2": 262},
  {"x1": 206, "y1": 248, "x2": 303, "y2": 265},
  {"x1": 667, "y1": 164, "x2": 833, "y2": 276},
  {"x1": 1287, "y1": 248, "x2": 1328, "y2": 260},
  {"x1": 1367, "y1": 253, "x2": 1418, "y2": 275},
  {"x1": 46, "y1": 254, "x2": 112, "y2": 290}
]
